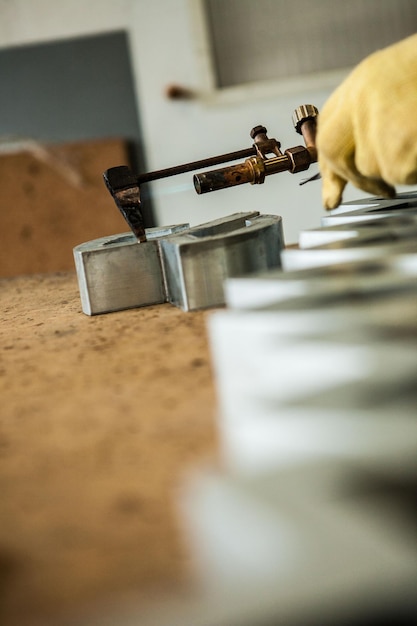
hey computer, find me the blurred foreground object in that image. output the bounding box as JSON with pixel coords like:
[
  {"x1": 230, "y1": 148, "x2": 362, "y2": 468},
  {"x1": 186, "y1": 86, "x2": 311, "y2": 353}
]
[
  {"x1": 317, "y1": 34, "x2": 417, "y2": 209},
  {"x1": 168, "y1": 190, "x2": 417, "y2": 626}
]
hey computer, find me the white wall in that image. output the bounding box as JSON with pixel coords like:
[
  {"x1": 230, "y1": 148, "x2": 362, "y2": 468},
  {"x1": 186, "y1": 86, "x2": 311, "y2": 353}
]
[{"x1": 0, "y1": 0, "x2": 366, "y2": 243}]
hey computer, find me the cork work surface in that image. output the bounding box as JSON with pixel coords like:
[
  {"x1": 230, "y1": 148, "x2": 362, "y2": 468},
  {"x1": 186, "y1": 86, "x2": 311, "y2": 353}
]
[{"x1": 0, "y1": 272, "x2": 219, "y2": 626}]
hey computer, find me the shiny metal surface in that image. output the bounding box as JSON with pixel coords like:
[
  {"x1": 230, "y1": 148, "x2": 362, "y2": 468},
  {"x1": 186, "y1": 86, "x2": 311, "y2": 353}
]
[
  {"x1": 281, "y1": 191, "x2": 417, "y2": 271},
  {"x1": 159, "y1": 212, "x2": 284, "y2": 311},
  {"x1": 74, "y1": 212, "x2": 284, "y2": 315},
  {"x1": 204, "y1": 191, "x2": 417, "y2": 479},
  {"x1": 321, "y1": 191, "x2": 417, "y2": 226},
  {"x1": 225, "y1": 254, "x2": 417, "y2": 310},
  {"x1": 299, "y1": 214, "x2": 417, "y2": 248},
  {"x1": 281, "y1": 239, "x2": 417, "y2": 271},
  {"x1": 73, "y1": 224, "x2": 189, "y2": 315}
]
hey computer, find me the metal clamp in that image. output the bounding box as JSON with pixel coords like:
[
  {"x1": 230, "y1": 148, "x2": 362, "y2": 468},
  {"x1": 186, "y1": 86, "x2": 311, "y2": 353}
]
[{"x1": 73, "y1": 212, "x2": 284, "y2": 315}]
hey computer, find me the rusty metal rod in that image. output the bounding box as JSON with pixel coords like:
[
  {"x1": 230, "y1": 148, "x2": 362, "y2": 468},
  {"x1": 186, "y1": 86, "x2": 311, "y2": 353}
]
[
  {"x1": 194, "y1": 161, "x2": 258, "y2": 194},
  {"x1": 194, "y1": 154, "x2": 292, "y2": 195},
  {"x1": 136, "y1": 147, "x2": 257, "y2": 184}
]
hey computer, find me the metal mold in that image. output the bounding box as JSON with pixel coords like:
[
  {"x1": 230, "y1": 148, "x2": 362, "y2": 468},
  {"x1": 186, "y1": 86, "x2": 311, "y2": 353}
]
[
  {"x1": 159, "y1": 212, "x2": 284, "y2": 311},
  {"x1": 73, "y1": 212, "x2": 284, "y2": 315},
  {"x1": 73, "y1": 224, "x2": 189, "y2": 315}
]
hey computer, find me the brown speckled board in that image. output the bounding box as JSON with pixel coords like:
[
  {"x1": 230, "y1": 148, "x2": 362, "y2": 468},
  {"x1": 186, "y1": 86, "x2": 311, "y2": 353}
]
[
  {"x1": 0, "y1": 272, "x2": 219, "y2": 625},
  {"x1": 0, "y1": 138, "x2": 137, "y2": 278}
]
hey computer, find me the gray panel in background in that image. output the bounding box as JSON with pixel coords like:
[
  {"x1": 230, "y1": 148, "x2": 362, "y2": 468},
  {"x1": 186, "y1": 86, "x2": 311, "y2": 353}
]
[
  {"x1": 204, "y1": 0, "x2": 417, "y2": 88},
  {"x1": 0, "y1": 30, "x2": 154, "y2": 225}
]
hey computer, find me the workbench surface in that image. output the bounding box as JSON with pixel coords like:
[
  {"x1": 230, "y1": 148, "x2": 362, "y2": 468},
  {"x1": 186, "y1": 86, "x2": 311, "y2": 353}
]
[{"x1": 0, "y1": 272, "x2": 219, "y2": 625}]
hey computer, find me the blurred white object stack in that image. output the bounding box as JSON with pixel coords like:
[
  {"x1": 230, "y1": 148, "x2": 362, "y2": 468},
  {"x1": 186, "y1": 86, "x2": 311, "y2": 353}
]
[{"x1": 178, "y1": 192, "x2": 417, "y2": 626}]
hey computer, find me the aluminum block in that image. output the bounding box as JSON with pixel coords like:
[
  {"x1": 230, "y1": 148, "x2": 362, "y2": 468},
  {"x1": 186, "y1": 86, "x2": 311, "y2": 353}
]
[
  {"x1": 159, "y1": 212, "x2": 284, "y2": 311},
  {"x1": 74, "y1": 212, "x2": 284, "y2": 314},
  {"x1": 73, "y1": 224, "x2": 188, "y2": 315}
]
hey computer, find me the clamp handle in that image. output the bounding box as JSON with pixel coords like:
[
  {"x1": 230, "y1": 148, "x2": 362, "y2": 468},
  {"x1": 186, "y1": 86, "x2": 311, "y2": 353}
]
[
  {"x1": 292, "y1": 104, "x2": 319, "y2": 161},
  {"x1": 193, "y1": 105, "x2": 319, "y2": 195}
]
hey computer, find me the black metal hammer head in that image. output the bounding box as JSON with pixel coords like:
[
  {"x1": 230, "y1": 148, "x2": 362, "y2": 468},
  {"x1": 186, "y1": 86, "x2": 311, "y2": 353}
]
[{"x1": 103, "y1": 166, "x2": 147, "y2": 242}]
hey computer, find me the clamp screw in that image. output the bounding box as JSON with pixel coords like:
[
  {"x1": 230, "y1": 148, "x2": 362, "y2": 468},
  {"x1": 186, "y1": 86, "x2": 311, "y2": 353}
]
[{"x1": 250, "y1": 125, "x2": 268, "y2": 139}]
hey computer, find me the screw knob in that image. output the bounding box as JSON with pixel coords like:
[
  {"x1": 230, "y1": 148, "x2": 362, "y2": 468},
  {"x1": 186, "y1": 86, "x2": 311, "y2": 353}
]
[
  {"x1": 292, "y1": 105, "x2": 319, "y2": 134},
  {"x1": 250, "y1": 125, "x2": 267, "y2": 139}
]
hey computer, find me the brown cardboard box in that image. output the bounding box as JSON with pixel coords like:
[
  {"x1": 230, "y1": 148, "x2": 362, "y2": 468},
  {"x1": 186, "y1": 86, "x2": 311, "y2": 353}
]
[{"x1": 0, "y1": 137, "x2": 135, "y2": 277}]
